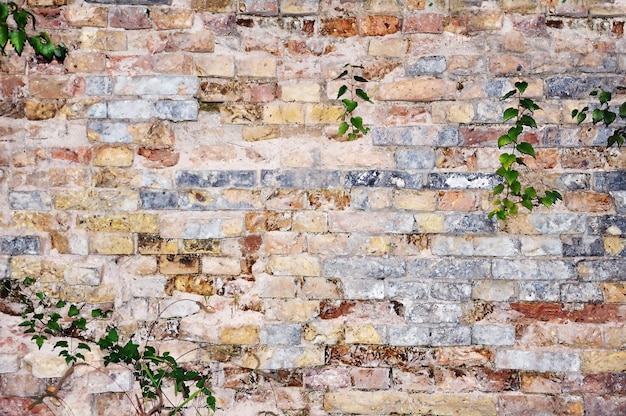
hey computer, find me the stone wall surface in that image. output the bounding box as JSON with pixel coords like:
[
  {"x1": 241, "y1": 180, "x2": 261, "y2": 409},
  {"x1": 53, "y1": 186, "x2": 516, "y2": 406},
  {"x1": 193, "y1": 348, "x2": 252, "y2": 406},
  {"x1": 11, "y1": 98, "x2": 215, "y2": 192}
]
[{"x1": 1, "y1": 0, "x2": 626, "y2": 414}]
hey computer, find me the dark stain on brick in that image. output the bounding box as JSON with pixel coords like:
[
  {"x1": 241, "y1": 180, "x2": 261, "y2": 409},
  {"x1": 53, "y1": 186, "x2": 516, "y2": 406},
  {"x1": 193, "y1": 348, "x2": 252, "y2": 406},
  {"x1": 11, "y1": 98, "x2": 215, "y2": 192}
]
[
  {"x1": 319, "y1": 300, "x2": 355, "y2": 319},
  {"x1": 546, "y1": 19, "x2": 563, "y2": 29}
]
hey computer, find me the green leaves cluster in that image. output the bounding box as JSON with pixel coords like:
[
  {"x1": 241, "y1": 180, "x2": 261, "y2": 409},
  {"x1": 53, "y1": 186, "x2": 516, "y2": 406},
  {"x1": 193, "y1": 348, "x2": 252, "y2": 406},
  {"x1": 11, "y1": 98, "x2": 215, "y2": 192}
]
[
  {"x1": 10, "y1": 278, "x2": 215, "y2": 415},
  {"x1": 490, "y1": 81, "x2": 562, "y2": 220},
  {"x1": 335, "y1": 64, "x2": 372, "y2": 141},
  {"x1": 572, "y1": 89, "x2": 626, "y2": 148},
  {"x1": 0, "y1": 2, "x2": 67, "y2": 61}
]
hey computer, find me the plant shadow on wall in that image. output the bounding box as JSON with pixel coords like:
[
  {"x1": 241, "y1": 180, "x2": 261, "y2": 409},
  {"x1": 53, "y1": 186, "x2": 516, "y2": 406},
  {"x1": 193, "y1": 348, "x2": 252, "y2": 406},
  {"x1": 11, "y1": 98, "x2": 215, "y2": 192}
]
[
  {"x1": 0, "y1": 278, "x2": 216, "y2": 416},
  {"x1": 0, "y1": 2, "x2": 67, "y2": 62}
]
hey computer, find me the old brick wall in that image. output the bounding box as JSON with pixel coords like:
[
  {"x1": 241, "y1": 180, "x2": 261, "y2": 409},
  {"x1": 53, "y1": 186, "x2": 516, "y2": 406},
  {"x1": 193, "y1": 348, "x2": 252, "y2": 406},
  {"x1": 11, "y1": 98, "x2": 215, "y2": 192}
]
[{"x1": 1, "y1": 0, "x2": 626, "y2": 414}]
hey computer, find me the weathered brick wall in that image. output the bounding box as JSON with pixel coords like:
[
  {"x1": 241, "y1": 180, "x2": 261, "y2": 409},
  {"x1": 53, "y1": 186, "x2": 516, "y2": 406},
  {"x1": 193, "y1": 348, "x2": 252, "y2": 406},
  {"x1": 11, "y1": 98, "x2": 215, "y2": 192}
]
[{"x1": 1, "y1": 0, "x2": 626, "y2": 414}]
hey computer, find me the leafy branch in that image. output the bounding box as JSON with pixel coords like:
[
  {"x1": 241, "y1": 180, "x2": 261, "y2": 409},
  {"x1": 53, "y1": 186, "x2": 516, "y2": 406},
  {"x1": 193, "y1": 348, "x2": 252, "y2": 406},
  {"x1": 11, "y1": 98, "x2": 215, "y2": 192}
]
[
  {"x1": 0, "y1": 1, "x2": 67, "y2": 61},
  {"x1": 335, "y1": 64, "x2": 372, "y2": 141},
  {"x1": 489, "y1": 81, "x2": 562, "y2": 221},
  {"x1": 572, "y1": 89, "x2": 626, "y2": 148}
]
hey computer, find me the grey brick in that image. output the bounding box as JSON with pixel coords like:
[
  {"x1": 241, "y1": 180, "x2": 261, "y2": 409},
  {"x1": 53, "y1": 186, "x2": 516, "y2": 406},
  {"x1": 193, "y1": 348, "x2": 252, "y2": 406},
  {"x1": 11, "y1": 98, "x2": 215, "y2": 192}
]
[
  {"x1": 88, "y1": 102, "x2": 107, "y2": 118},
  {"x1": 405, "y1": 302, "x2": 463, "y2": 324},
  {"x1": 518, "y1": 281, "x2": 560, "y2": 302},
  {"x1": 474, "y1": 101, "x2": 507, "y2": 123},
  {"x1": 434, "y1": 127, "x2": 461, "y2": 146},
  {"x1": 430, "y1": 282, "x2": 472, "y2": 301},
  {"x1": 395, "y1": 148, "x2": 435, "y2": 170},
  {"x1": 484, "y1": 78, "x2": 511, "y2": 98},
  {"x1": 341, "y1": 279, "x2": 385, "y2": 300},
  {"x1": 559, "y1": 173, "x2": 590, "y2": 190},
  {"x1": 472, "y1": 324, "x2": 515, "y2": 346},
  {"x1": 406, "y1": 56, "x2": 447, "y2": 75},
  {"x1": 387, "y1": 326, "x2": 430, "y2": 346},
  {"x1": 140, "y1": 190, "x2": 179, "y2": 209},
  {"x1": 595, "y1": 171, "x2": 626, "y2": 191},
  {"x1": 178, "y1": 191, "x2": 262, "y2": 210},
  {"x1": 472, "y1": 280, "x2": 516, "y2": 302},
  {"x1": 0, "y1": 354, "x2": 19, "y2": 373},
  {"x1": 113, "y1": 76, "x2": 198, "y2": 96},
  {"x1": 108, "y1": 99, "x2": 154, "y2": 120},
  {"x1": 473, "y1": 236, "x2": 518, "y2": 256},
  {"x1": 183, "y1": 220, "x2": 224, "y2": 239},
  {"x1": 386, "y1": 280, "x2": 430, "y2": 300},
  {"x1": 495, "y1": 350, "x2": 580, "y2": 372},
  {"x1": 611, "y1": 192, "x2": 626, "y2": 214},
  {"x1": 0, "y1": 258, "x2": 8, "y2": 278},
  {"x1": 344, "y1": 170, "x2": 424, "y2": 189},
  {"x1": 430, "y1": 236, "x2": 474, "y2": 256},
  {"x1": 176, "y1": 170, "x2": 256, "y2": 188},
  {"x1": 323, "y1": 257, "x2": 406, "y2": 279},
  {"x1": 492, "y1": 259, "x2": 575, "y2": 280},
  {"x1": 87, "y1": 122, "x2": 133, "y2": 143},
  {"x1": 429, "y1": 325, "x2": 471, "y2": 346},
  {"x1": 8, "y1": 192, "x2": 51, "y2": 210},
  {"x1": 407, "y1": 258, "x2": 490, "y2": 279},
  {"x1": 560, "y1": 283, "x2": 603, "y2": 303},
  {"x1": 85, "y1": 76, "x2": 113, "y2": 95},
  {"x1": 529, "y1": 213, "x2": 586, "y2": 234},
  {"x1": 260, "y1": 324, "x2": 302, "y2": 345},
  {"x1": 545, "y1": 75, "x2": 621, "y2": 99},
  {"x1": 427, "y1": 172, "x2": 498, "y2": 190},
  {"x1": 443, "y1": 214, "x2": 496, "y2": 234},
  {"x1": 371, "y1": 126, "x2": 430, "y2": 146},
  {"x1": 587, "y1": 215, "x2": 626, "y2": 236},
  {"x1": 0, "y1": 236, "x2": 40, "y2": 255},
  {"x1": 562, "y1": 236, "x2": 604, "y2": 257},
  {"x1": 156, "y1": 100, "x2": 198, "y2": 121},
  {"x1": 577, "y1": 259, "x2": 626, "y2": 281},
  {"x1": 256, "y1": 347, "x2": 322, "y2": 370},
  {"x1": 261, "y1": 169, "x2": 340, "y2": 189}
]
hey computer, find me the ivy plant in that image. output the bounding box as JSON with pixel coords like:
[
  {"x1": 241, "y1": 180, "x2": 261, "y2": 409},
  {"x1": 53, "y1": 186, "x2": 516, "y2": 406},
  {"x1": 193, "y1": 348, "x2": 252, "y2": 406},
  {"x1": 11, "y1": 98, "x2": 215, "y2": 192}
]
[
  {"x1": 3, "y1": 277, "x2": 215, "y2": 416},
  {"x1": 489, "y1": 81, "x2": 563, "y2": 221},
  {"x1": 335, "y1": 64, "x2": 372, "y2": 141},
  {"x1": 572, "y1": 89, "x2": 626, "y2": 148},
  {"x1": 0, "y1": 1, "x2": 67, "y2": 61}
]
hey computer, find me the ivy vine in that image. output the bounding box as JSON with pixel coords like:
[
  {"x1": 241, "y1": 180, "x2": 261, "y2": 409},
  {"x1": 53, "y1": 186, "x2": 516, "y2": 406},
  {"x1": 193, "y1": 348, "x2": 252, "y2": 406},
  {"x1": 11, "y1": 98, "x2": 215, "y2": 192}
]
[
  {"x1": 0, "y1": 1, "x2": 67, "y2": 62},
  {"x1": 335, "y1": 64, "x2": 372, "y2": 141},
  {"x1": 572, "y1": 89, "x2": 626, "y2": 148}
]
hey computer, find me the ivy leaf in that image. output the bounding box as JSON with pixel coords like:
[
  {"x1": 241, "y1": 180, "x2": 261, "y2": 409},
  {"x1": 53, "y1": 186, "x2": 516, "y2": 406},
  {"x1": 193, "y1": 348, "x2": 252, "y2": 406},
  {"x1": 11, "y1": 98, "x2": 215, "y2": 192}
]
[
  {"x1": 334, "y1": 69, "x2": 348, "y2": 80},
  {"x1": 355, "y1": 88, "x2": 372, "y2": 103},
  {"x1": 68, "y1": 304, "x2": 80, "y2": 317},
  {"x1": 338, "y1": 121, "x2": 349, "y2": 136},
  {"x1": 0, "y1": 23, "x2": 8, "y2": 50},
  {"x1": 353, "y1": 75, "x2": 368, "y2": 82},
  {"x1": 602, "y1": 109, "x2": 617, "y2": 126},
  {"x1": 499, "y1": 153, "x2": 517, "y2": 170},
  {"x1": 523, "y1": 186, "x2": 537, "y2": 199},
  {"x1": 498, "y1": 134, "x2": 514, "y2": 148},
  {"x1": 576, "y1": 111, "x2": 587, "y2": 124},
  {"x1": 520, "y1": 98, "x2": 540, "y2": 112},
  {"x1": 515, "y1": 81, "x2": 528, "y2": 94},
  {"x1": 337, "y1": 85, "x2": 348, "y2": 99},
  {"x1": 8, "y1": 29, "x2": 26, "y2": 55},
  {"x1": 54, "y1": 340, "x2": 68, "y2": 349},
  {"x1": 12, "y1": 10, "x2": 29, "y2": 30},
  {"x1": 510, "y1": 180, "x2": 522, "y2": 195},
  {"x1": 501, "y1": 89, "x2": 517, "y2": 100},
  {"x1": 502, "y1": 169, "x2": 519, "y2": 185},
  {"x1": 493, "y1": 183, "x2": 505, "y2": 195},
  {"x1": 608, "y1": 131, "x2": 625, "y2": 148},
  {"x1": 592, "y1": 108, "x2": 603, "y2": 124},
  {"x1": 516, "y1": 142, "x2": 536, "y2": 157},
  {"x1": 620, "y1": 102, "x2": 626, "y2": 118},
  {"x1": 0, "y1": 3, "x2": 9, "y2": 22},
  {"x1": 342, "y1": 99, "x2": 358, "y2": 113},
  {"x1": 503, "y1": 107, "x2": 518, "y2": 122},
  {"x1": 350, "y1": 116, "x2": 364, "y2": 131},
  {"x1": 519, "y1": 114, "x2": 537, "y2": 128},
  {"x1": 521, "y1": 198, "x2": 534, "y2": 210},
  {"x1": 599, "y1": 90, "x2": 612, "y2": 104}
]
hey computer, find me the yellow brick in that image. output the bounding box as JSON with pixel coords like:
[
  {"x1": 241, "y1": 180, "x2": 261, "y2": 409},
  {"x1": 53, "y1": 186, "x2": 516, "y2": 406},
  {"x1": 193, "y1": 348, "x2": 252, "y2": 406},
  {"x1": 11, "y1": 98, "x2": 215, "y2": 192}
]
[
  {"x1": 432, "y1": 101, "x2": 475, "y2": 123},
  {"x1": 604, "y1": 326, "x2": 626, "y2": 349},
  {"x1": 414, "y1": 213, "x2": 445, "y2": 233},
  {"x1": 394, "y1": 190, "x2": 437, "y2": 211},
  {"x1": 263, "y1": 103, "x2": 305, "y2": 124},
  {"x1": 89, "y1": 234, "x2": 134, "y2": 255},
  {"x1": 325, "y1": 391, "x2": 411, "y2": 414},
  {"x1": 581, "y1": 351, "x2": 626, "y2": 372},
  {"x1": 219, "y1": 326, "x2": 259, "y2": 345},
  {"x1": 602, "y1": 282, "x2": 626, "y2": 303},
  {"x1": 65, "y1": 5, "x2": 108, "y2": 27},
  {"x1": 292, "y1": 211, "x2": 327, "y2": 233},
  {"x1": 376, "y1": 78, "x2": 456, "y2": 101},
  {"x1": 10, "y1": 258, "x2": 65, "y2": 282},
  {"x1": 81, "y1": 29, "x2": 127, "y2": 51},
  {"x1": 138, "y1": 234, "x2": 178, "y2": 255},
  {"x1": 604, "y1": 237, "x2": 626, "y2": 255},
  {"x1": 93, "y1": 145, "x2": 134, "y2": 167},
  {"x1": 242, "y1": 125, "x2": 281, "y2": 141},
  {"x1": 411, "y1": 394, "x2": 497, "y2": 416},
  {"x1": 266, "y1": 255, "x2": 321, "y2": 276},
  {"x1": 345, "y1": 323, "x2": 383, "y2": 344},
  {"x1": 151, "y1": 7, "x2": 194, "y2": 30},
  {"x1": 221, "y1": 219, "x2": 244, "y2": 237},
  {"x1": 301, "y1": 277, "x2": 343, "y2": 299},
  {"x1": 365, "y1": 236, "x2": 391, "y2": 256},
  {"x1": 85, "y1": 285, "x2": 116, "y2": 303},
  {"x1": 280, "y1": 82, "x2": 321, "y2": 102},
  {"x1": 77, "y1": 214, "x2": 159, "y2": 233},
  {"x1": 266, "y1": 299, "x2": 319, "y2": 323},
  {"x1": 195, "y1": 55, "x2": 235, "y2": 77},
  {"x1": 182, "y1": 239, "x2": 220, "y2": 254},
  {"x1": 236, "y1": 56, "x2": 277, "y2": 77},
  {"x1": 368, "y1": 38, "x2": 408, "y2": 57},
  {"x1": 305, "y1": 104, "x2": 344, "y2": 124},
  {"x1": 159, "y1": 255, "x2": 200, "y2": 275}
]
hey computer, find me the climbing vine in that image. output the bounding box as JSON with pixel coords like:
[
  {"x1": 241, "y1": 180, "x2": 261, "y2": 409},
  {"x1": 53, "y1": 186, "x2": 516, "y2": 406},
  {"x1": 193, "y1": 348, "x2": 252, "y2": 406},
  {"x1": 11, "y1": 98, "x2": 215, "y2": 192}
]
[
  {"x1": 572, "y1": 89, "x2": 626, "y2": 148},
  {"x1": 1, "y1": 277, "x2": 215, "y2": 416},
  {"x1": 335, "y1": 64, "x2": 372, "y2": 141},
  {"x1": 489, "y1": 81, "x2": 563, "y2": 221},
  {"x1": 0, "y1": 1, "x2": 67, "y2": 62}
]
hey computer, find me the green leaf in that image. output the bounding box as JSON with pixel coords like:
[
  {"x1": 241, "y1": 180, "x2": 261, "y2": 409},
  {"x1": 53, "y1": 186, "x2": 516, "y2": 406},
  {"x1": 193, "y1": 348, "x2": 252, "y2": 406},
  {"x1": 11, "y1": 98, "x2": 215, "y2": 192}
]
[
  {"x1": 8, "y1": 29, "x2": 25, "y2": 55},
  {"x1": 33, "y1": 335, "x2": 46, "y2": 349},
  {"x1": 12, "y1": 10, "x2": 29, "y2": 30},
  {"x1": 493, "y1": 183, "x2": 505, "y2": 195},
  {"x1": 350, "y1": 116, "x2": 364, "y2": 131},
  {"x1": 499, "y1": 153, "x2": 517, "y2": 170},
  {"x1": 576, "y1": 111, "x2": 587, "y2": 124},
  {"x1": 502, "y1": 169, "x2": 519, "y2": 184},
  {"x1": 342, "y1": 99, "x2": 358, "y2": 113},
  {"x1": 338, "y1": 121, "x2": 349, "y2": 136},
  {"x1": 571, "y1": 109, "x2": 578, "y2": 118},
  {"x1": 0, "y1": 3, "x2": 9, "y2": 22},
  {"x1": 92, "y1": 309, "x2": 102, "y2": 318},
  {"x1": 523, "y1": 186, "x2": 537, "y2": 199},
  {"x1": 620, "y1": 102, "x2": 626, "y2": 118},
  {"x1": 510, "y1": 180, "x2": 521, "y2": 195},
  {"x1": 497, "y1": 134, "x2": 514, "y2": 148},
  {"x1": 353, "y1": 75, "x2": 368, "y2": 82},
  {"x1": 503, "y1": 107, "x2": 518, "y2": 122},
  {"x1": 519, "y1": 98, "x2": 540, "y2": 112},
  {"x1": 501, "y1": 89, "x2": 517, "y2": 100},
  {"x1": 0, "y1": 23, "x2": 8, "y2": 50},
  {"x1": 519, "y1": 114, "x2": 537, "y2": 128},
  {"x1": 55, "y1": 300, "x2": 66, "y2": 308},
  {"x1": 515, "y1": 81, "x2": 528, "y2": 94},
  {"x1": 54, "y1": 340, "x2": 68, "y2": 349},
  {"x1": 516, "y1": 142, "x2": 536, "y2": 157},
  {"x1": 334, "y1": 69, "x2": 348, "y2": 80},
  {"x1": 599, "y1": 90, "x2": 612, "y2": 104},
  {"x1": 337, "y1": 85, "x2": 348, "y2": 99},
  {"x1": 68, "y1": 304, "x2": 80, "y2": 317},
  {"x1": 602, "y1": 109, "x2": 617, "y2": 126},
  {"x1": 592, "y1": 108, "x2": 603, "y2": 124},
  {"x1": 77, "y1": 342, "x2": 91, "y2": 351},
  {"x1": 23, "y1": 277, "x2": 35, "y2": 286},
  {"x1": 355, "y1": 88, "x2": 372, "y2": 103},
  {"x1": 590, "y1": 90, "x2": 598, "y2": 96},
  {"x1": 521, "y1": 199, "x2": 534, "y2": 210},
  {"x1": 608, "y1": 131, "x2": 625, "y2": 148}
]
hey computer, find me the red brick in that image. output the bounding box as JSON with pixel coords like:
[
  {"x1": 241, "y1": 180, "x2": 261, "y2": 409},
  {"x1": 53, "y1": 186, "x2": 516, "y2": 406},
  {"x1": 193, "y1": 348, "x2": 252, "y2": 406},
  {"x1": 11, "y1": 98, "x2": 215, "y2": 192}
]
[
  {"x1": 561, "y1": 147, "x2": 606, "y2": 168},
  {"x1": 51, "y1": 147, "x2": 93, "y2": 164},
  {"x1": 137, "y1": 147, "x2": 180, "y2": 167},
  {"x1": 403, "y1": 13, "x2": 443, "y2": 33},
  {"x1": 321, "y1": 17, "x2": 357, "y2": 37},
  {"x1": 107, "y1": 55, "x2": 154, "y2": 75},
  {"x1": 459, "y1": 127, "x2": 508, "y2": 146},
  {"x1": 304, "y1": 368, "x2": 351, "y2": 390},
  {"x1": 437, "y1": 191, "x2": 480, "y2": 211},
  {"x1": 499, "y1": 394, "x2": 583, "y2": 416},
  {"x1": 510, "y1": 302, "x2": 621, "y2": 323},
  {"x1": 0, "y1": 76, "x2": 26, "y2": 100},
  {"x1": 109, "y1": 7, "x2": 152, "y2": 29},
  {"x1": 564, "y1": 192, "x2": 613, "y2": 213},
  {"x1": 359, "y1": 15, "x2": 401, "y2": 36},
  {"x1": 564, "y1": 373, "x2": 626, "y2": 395},
  {"x1": 583, "y1": 396, "x2": 626, "y2": 416},
  {"x1": 0, "y1": 397, "x2": 55, "y2": 416},
  {"x1": 521, "y1": 372, "x2": 563, "y2": 394},
  {"x1": 239, "y1": 235, "x2": 263, "y2": 255}
]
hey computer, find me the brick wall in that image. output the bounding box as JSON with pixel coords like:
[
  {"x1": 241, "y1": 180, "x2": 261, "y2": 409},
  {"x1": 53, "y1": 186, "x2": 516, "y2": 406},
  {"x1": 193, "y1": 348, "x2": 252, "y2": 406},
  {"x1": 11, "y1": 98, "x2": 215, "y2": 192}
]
[{"x1": 1, "y1": 0, "x2": 625, "y2": 414}]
